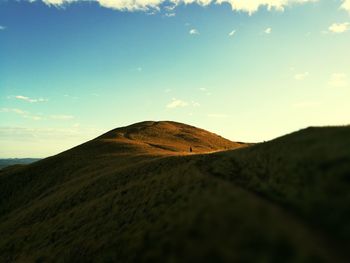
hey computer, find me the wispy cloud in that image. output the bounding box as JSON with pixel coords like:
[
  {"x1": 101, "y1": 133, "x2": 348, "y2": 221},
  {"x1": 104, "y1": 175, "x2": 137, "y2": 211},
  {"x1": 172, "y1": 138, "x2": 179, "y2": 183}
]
[
  {"x1": 33, "y1": 0, "x2": 319, "y2": 14},
  {"x1": 191, "y1": 101, "x2": 200, "y2": 107},
  {"x1": 199, "y1": 87, "x2": 211, "y2": 96},
  {"x1": 165, "y1": 12, "x2": 176, "y2": 17},
  {"x1": 0, "y1": 108, "x2": 43, "y2": 120},
  {"x1": 294, "y1": 72, "x2": 309, "y2": 80},
  {"x1": 328, "y1": 22, "x2": 350, "y2": 33},
  {"x1": 41, "y1": 0, "x2": 164, "y2": 11},
  {"x1": 1, "y1": 108, "x2": 75, "y2": 121},
  {"x1": 166, "y1": 99, "x2": 200, "y2": 109},
  {"x1": 0, "y1": 25, "x2": 6, "y2": 30},
  {"x1": 341, "y1": 0, "x2": 350, "y2": 14},
  {"x1": 329, "y1": 73, "x2": 348, "y2": 88},
  {"x1": 166, "y1": 98, "x2": 188, "y2": 109},
  {"x1": 264, "y1": 27, "x2": 272, "y2": 34},
  {"x1": 189, "y1": 28, "x2": 199, "y2": 35},
  {"x1": 165, "y1": 4, "x2": 176, "y2": 11},
  {"x1": 216, "y1": 0, "x2": 319, "y2": 15},
  {"x1": 228, "y1": 30, "x2": 236, "y2": 37},
  {"x1": 14, "y1": 95, "x2": 48, "y2": 103},
  {"x1": 0, "y1": 125, "x2": 103, "y2": 142},
  {"x1": 0, "y1": 108, "x2": 27, "y2": 115},
  {"x1": 63, "y1": 94, "x2": 79, "y2": 99}
]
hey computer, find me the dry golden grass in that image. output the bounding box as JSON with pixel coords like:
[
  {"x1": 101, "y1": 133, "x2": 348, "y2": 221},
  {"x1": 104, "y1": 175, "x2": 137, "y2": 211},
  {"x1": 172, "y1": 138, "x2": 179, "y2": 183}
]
[
  {"x1": 0, "y1": 122, "x2": 349, "y2": 262},
  {"x1": 97, "y1": 121, "x2": 245, "y2": 156}
]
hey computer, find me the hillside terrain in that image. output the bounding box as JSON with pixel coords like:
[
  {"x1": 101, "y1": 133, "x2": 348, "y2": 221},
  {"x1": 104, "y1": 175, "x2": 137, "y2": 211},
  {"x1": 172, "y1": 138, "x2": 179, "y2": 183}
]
[
  {"x1": 0, "y1": 121, "x2": 349, "y2": 262},
  {"x1": 0, "y1": 158, "x2": 41, "y2": 170}
]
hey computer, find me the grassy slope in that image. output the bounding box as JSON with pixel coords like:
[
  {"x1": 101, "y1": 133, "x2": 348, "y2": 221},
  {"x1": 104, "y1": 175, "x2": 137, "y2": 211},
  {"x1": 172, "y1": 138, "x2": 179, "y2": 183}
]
[
  {"x1": 200, "y1": 126, "x2": 350, "y2": 248},
  {"x1": 0, "y1": 123, "x2": 349, "y2": 262}
]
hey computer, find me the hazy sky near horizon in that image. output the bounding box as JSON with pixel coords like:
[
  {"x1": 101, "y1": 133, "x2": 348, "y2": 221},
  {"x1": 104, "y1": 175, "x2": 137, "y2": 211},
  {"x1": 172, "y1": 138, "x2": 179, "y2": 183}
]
[{"x1": 0, "y1": 0, "x2": 350, "y2": 157}]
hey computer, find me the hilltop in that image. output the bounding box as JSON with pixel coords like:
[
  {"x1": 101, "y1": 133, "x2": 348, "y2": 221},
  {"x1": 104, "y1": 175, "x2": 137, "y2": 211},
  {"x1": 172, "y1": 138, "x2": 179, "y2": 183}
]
[
  {"x1": 0, "y1": 122, "x2": 349, "y2": 262},
  {"x1": 96, "y1": 121, "x2": 244, "y2": 155}
]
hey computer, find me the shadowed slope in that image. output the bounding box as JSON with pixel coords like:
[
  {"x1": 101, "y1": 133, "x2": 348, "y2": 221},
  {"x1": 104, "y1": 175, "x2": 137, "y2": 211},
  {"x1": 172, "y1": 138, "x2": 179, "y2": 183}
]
[
  {"x1": 0, "y1": 123, "x2": 349, "y2": 262},
  {"x1": 198, "y1": 126, "x2": 350, "y2": 252}
]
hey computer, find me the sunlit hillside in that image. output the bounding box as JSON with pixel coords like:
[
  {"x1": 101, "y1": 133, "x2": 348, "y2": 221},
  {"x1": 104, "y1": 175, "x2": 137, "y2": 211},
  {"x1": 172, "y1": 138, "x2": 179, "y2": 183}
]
[{"x1": 0, "y1": 122, "x2": 349, "y2": 262}]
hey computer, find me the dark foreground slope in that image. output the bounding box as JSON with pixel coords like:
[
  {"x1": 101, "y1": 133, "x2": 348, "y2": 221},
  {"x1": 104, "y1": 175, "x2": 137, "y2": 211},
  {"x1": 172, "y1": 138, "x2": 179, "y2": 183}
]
[{"x1": 0, "y1": 122, "x2": 349, "y2": 262}]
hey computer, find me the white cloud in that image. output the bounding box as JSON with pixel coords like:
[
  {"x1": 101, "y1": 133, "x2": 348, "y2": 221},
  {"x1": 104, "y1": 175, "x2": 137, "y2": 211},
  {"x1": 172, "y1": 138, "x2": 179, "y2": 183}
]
[
  {"x1": 14, "y1": 95, "x2": 48, "y2": 103},
  {"x1": 0, "y1": 125, "x2": 103, "y2": 143},
  {"x1": 0, "y1": 25, "x2": 6, "y2": 30},
  {"x1": 166, "y1": 99, "x2": 199, "y2": 108},
  {"x1": 341, "y1": 0, "x2": 350, "y2": 14},
  {"x1": 146, "y1": 10, "x2": 158, "y2": 15},
  {"x1": 64, "y1": 94, "x2": 79, "y2": 99},
  {"x1": 44, "y1": 0, "x2": 67, "y2": 4},
  {"x1": 329, "y1": 73, "x2": 348, "y2": 88},
  {"x1": 228, "y1": 29, "x2": 236, "y2": 37},
  {"x1": 216, "y1": 0, "x2": 318, "y2": 15},
  {"x1": 328, "y1": 22, "x2": 350, "y2": 33},
  {"x1": 264, "y1": 27, "x2": 272, "y2": 34},
  {"x1": 41, "y1": 0, "x2": 165, "y2": 11},
  {"x1": 24, "y1": 115, "x2": 43, "y2": 121},
  {"x1": 189, "y1": 28, "x2": 199, "y2": 35},
  {"x1": 165, "y1": 4, "x2": 176, "y2": 10},
  {"x1": 199, "y1": 87, "x2": 211, "y2": 96},
  {"x1": 166, "y1": 98, "x2": 188, "y2": 108},
  {"x1": 0, "y1": 108, "x2": 43, "y2": 120},
  {"x1": 165, "y1": 12, "x2": 176, "y2": 17},
  {"x1": 42, "y1": 0, "x2": 66, "y2": 5},
  {"x1": 0, "y1": 108, "x2": 27, "y2": 115},
  {"x1": 191, "y1": 101, "x2": 200, "y2": 107},
  {"x1": 30, "y1": 0, "x2": 319, "y2": 14},
  {"x1": 294, "y1": 72, "x2": 309, "y2": 80},
  {"x1": 1, "y1": 108, "x2": 75, "y2": 121}
]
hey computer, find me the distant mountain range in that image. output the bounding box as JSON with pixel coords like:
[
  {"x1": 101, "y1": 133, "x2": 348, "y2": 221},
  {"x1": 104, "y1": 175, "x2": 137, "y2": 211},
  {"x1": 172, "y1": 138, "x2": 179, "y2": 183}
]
[
  {"x1": 0, "y1": 121, "x2": 349, "y2": 262},
  {"x1": 0, "y1": 158, "x2": 41, "y2": 170}
]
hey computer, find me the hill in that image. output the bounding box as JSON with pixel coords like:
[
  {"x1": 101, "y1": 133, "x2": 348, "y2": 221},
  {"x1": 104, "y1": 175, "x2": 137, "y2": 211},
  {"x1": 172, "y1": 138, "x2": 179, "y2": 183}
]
[
  {"x1": 97, "y1": 121, "x2": 244, "y2": 155},
  {"x1": 0, "y1": 158, "x2": 41, "y2": 170},
  {"x1": 0, "y1": 122, "x2": 349, "y2": 262}
]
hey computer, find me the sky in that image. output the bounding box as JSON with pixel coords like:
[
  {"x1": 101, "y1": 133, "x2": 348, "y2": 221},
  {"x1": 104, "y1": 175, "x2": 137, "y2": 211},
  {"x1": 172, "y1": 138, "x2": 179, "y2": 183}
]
[{"x1": 0, "y1": 0, "x2": 350, "y2": 158}]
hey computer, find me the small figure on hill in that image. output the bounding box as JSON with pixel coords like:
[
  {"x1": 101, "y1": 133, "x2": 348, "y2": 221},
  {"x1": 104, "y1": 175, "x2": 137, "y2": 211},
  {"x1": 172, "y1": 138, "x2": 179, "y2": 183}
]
[{"x1": 189, "y1": 147, "x2": 193, "y2": 153}]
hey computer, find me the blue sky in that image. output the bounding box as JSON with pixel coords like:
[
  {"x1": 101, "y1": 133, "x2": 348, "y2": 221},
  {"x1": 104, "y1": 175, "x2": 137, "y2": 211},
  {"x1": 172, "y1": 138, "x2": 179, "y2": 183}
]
[{"x1": 0, "y1": 0, "x2": 350, "y2": 157}]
